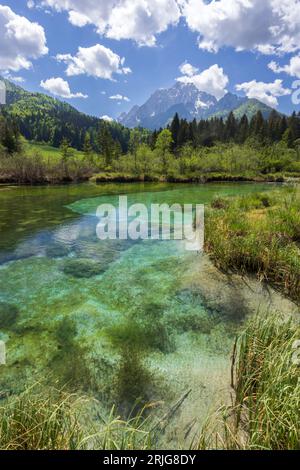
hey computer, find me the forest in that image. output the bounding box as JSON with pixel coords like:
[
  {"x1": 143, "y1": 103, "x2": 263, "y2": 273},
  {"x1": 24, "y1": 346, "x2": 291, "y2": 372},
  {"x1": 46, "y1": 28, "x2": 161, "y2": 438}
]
[{"x1": 1, "y1": 108, "x2": 300, "y2": 183}]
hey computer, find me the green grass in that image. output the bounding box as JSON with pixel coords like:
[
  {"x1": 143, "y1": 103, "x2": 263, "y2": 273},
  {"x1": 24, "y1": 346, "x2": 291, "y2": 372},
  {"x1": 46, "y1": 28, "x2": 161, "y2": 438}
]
[
  {"x1": 0, "y1": 384, "x2": 154, "y2": 450},
  {"x1": 0, "y1": 385, "x2": 86, "y2": 450},
  {"x1": 205, "y1": 186, "x2": 300, "y2": 302},
  {"x1": 197, "y1": 312, "x2": 300, "y2": 450},
  {"x1": 0, "y1": 139, "x2": 96, "y2": 183},
  {"x1": 25, "y1": 141, "x2": 85, "y2": 163}
]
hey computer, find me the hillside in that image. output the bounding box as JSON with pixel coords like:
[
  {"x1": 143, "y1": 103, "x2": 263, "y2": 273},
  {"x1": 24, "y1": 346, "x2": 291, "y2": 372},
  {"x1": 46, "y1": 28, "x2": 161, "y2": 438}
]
[{"x1": 0, "y1": 78, "x2": 130, "y2": 151}]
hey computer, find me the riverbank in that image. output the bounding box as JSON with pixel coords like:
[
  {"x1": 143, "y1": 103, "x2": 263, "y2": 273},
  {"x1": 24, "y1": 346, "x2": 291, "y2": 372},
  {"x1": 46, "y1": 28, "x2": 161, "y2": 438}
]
[
  {"x1": 205, "y1": 185, "x2": 300, "y2": 303},
  {"x1": 1, "y1": 139, "x2": 300, "y2": 185},
  {"x1": 92, "y1": 172, "x2": 289, "y2": 184},
  {"x1": 1, "y1": 171, "x2": 298, "y2": 185}
]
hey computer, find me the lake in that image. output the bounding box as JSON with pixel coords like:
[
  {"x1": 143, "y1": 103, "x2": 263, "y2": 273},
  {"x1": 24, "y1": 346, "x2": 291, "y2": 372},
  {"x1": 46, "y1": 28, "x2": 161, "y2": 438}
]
[{"x1": 0, "y1": 181, "x2": 296, "y2": 447}]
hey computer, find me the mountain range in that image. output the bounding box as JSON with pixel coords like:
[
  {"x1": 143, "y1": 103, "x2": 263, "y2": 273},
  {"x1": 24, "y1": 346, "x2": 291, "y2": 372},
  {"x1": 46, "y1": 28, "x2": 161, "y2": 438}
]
[
  {"x1": 0, "y1": 78, "x2": 275, "y2": 148},
  {"x1": 118, "y1": 82, "x2": 274, "y2": 130}
]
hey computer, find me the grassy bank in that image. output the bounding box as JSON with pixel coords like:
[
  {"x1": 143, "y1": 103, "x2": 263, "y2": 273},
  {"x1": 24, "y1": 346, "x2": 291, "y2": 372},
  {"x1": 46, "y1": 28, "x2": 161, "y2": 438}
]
[
  {"x1": 198, "y1": 312, "x2": 300, "y2": 450},
  {"x1": 1, "y1": 140, "x2": 300, "y2": 184},
  {"x1": 0, "y1": 385, "x2": 153, "y2": 450},
  {"x1": 205, "y1": 186, "x2": 300, "y2": 303},
  {"x1": 0, "y1": 141, "x2": 94, "y2": 184}
]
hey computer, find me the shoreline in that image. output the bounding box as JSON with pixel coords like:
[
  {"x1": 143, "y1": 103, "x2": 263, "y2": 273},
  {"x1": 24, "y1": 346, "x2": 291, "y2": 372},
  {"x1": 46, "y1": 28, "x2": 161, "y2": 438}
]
[{"x1": 0, "y1": 172, "x2": 296, "y2": 186}]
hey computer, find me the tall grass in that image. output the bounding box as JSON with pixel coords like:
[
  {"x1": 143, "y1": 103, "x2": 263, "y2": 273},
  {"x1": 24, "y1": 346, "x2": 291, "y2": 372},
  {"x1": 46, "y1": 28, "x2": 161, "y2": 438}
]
[
  {"x1": 197, "y1": 312, "x2": 300, "y2": 450},
  {"x1": 0, "y1": 385, "x2": 154, "y2": 450},
  {"x1": 205, "y1": 187, "x2": 300, "y2": 302},
  {"x1": 0, "y1": 151, "x2": 95, "y2": 183},
  {"x1": 0, "y1": 385, "x2": 86, "y2": 450}
]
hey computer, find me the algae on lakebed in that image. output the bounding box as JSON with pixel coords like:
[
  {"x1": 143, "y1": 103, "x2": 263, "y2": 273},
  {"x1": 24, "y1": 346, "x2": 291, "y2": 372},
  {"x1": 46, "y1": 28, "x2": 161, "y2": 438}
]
[{"x1": 0, "y1": 182, "x2": 297, "y2": 447}]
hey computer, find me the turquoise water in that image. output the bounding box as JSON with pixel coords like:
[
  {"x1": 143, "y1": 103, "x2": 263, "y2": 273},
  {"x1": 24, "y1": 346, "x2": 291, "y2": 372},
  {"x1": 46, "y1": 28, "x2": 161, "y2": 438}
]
[{"x1": 0, "y1": 181, "x2": 283, "y2": 446}]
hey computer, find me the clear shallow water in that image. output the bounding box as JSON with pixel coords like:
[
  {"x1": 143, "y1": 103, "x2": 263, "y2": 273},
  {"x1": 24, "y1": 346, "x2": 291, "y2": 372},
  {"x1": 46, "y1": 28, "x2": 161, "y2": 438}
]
[{"x1": 0, "y1": 181, "x2": 287, "y2": 446}]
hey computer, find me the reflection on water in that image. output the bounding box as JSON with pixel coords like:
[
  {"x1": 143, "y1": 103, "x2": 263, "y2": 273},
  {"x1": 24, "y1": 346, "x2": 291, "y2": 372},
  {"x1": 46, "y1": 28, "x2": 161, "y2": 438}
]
[{"x1": 1, "y1": 181, "x2": 293, "y2": 447}]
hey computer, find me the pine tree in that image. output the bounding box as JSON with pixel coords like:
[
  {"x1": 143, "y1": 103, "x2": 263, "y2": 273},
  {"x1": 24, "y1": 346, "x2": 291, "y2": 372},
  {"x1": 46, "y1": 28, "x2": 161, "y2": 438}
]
[
  {"x1": 97, "y1": 124, "x2": 114, "y2": 167},
  {"x1": 225, "y1": 112, "x2": 237, "y2": 141},
  {"x1": 170, "y1": 113, "x2": 180, "y2": 149},
  {"x1": 83, "y1": 132, "x2": 93, "y2": 163},
  {"x1": 250, "y1": 111, "x2": 266, "y2": 141},
  {"x1": 238, "y1": 114, "x2": 249, "y2": 143}
]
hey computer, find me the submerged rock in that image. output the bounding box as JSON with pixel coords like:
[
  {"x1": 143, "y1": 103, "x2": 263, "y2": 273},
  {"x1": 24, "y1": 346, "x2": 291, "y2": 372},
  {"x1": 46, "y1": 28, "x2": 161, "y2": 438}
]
[
  {"x1": 0, "y1": 302, "x2": 19, "y2": 329},
  {"x1": 61, "y1": 258, "x2": 108, "y2": 278}
]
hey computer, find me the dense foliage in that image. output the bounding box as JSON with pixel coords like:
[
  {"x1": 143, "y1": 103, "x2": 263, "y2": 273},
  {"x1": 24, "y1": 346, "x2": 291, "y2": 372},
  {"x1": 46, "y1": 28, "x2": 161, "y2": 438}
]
[
  {"x1": 205, "y1": 187, "x2": 300, "y2": 302},
  {"x1": 1, "y1": 76, "x2": 300, "y2": 183},
  {"x1": 168, "y1": 110, "x2": 300, "y2": 149}
]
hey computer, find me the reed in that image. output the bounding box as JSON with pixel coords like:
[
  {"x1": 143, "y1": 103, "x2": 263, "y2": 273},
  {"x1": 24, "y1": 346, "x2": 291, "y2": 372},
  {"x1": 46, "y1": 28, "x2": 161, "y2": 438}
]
[
  {"x1": 196, "y1": 312, "x2": 300, "y2": 450},
  {"x1": 0, "y1": 384, "x2": 154, "y2": 450},
  {"x1": 205, "y1": 187, "x2": 300, "y2": 302}
]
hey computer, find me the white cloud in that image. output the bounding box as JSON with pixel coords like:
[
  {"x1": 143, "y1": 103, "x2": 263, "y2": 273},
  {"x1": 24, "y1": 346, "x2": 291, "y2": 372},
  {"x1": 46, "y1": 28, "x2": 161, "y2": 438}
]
[
  {"x1": 40, "y1": 77, "x2": 88, "y2": 98},
  {"x1": 182, "y1": 0, "x2": 300, "y2": 55},
  {"x1": 101, "y1": 115, "x2": 114, "y2": 122},
  {"x1": 179, "y1": 62, "x2": 198, "y2": 77},
  {"x1": 177, "y1": 64, "x2": 229, "y2": 100},
  {"x1": 0, "y1": 5, "x2": 48, "y2": 72},
  {"x1": 269, "y1": 55, "x2": 300, "y2": 78},
  {"x1": 236, "y1": 79, "x2": 291, "y2": 107},
  {"x1": 41, "y1": 0, "x2": 180, "y2": 46},
  {"x1": 56, "y1": 44, "x2": 131, "y2": 80},
  {"x1": 3, "y1": 73, "x2": 25, "y2": 83},
  {"x1": 27, "y1": 0, "x2": 35, "y2": 8},
  {"x1": 109, "y1": 94, "x2": 130, "y2": 102}
]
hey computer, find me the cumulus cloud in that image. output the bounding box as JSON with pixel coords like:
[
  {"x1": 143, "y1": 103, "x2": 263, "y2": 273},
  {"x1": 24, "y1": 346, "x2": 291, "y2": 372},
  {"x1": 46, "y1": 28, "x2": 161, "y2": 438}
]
[
  {"x1": 0, "y1": 4, "x2": 48, "y2": 72},
  {"x1": 41, "y1": 0, "x2": 180, "y2": 46},
  {"x1": 236, "y1": 79, "x2": 291, "y2": 107},
  {"x1": 269, "y1": 55, "x2": 300, "y2": 78},
  {"x1": 56, "y1": 44, "x2": 131, "y2": 80},
  {"x1": 179, "y1": 62, "x2": 198, "y2": 77},
  {"x1": 177, "y1": 64, "x2": 229, "y2": 100},
  {"x1": 101, "y1": 115, "x2": 114, "y2": 122},
  {"x1": 182, "y1": 0, "x2": 300, "y2": 55},
  {"x1": 109, "y1": 94, "x2": 130, "y2": 102},
  {"x1": 40, "y1": 77, "x2": 88, "y2": 98}
]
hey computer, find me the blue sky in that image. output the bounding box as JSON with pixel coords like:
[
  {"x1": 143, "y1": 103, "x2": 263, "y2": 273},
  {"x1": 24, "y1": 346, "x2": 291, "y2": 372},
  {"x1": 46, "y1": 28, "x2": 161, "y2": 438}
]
[{"x1": 1, "y1": 0, "x2": 300, "y2": 120}]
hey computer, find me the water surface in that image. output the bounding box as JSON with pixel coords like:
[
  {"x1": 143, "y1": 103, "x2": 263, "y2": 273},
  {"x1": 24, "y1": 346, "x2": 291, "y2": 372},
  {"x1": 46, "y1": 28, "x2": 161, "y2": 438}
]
[{"x1": 0, "y1": 181, "x2": 292, "y2": 447}]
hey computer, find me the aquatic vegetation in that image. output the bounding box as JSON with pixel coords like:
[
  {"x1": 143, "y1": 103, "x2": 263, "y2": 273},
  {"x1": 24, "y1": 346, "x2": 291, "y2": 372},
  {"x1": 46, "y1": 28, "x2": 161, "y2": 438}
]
[
  {"x1": 46, "y1": 243, "x2": 70, "y2": 258},
  {"x1": 61, "y1": 258, "x2": 107, "y2": 278},
  {"x1": 1, "y1": 310, "x2": 299, "y2": 450},
  {"x1": 197, "y1": 312, "x2": 300, "y2": 450},
  {"x1": 0, "y1": 302, "x2": 19, "y2": 329},
  {"x1": 52, "y1": 317, "x2": 92, "y2": 390},
  {"x1": 113, "y1": 346, "x2": 157, "y2": 416}
]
